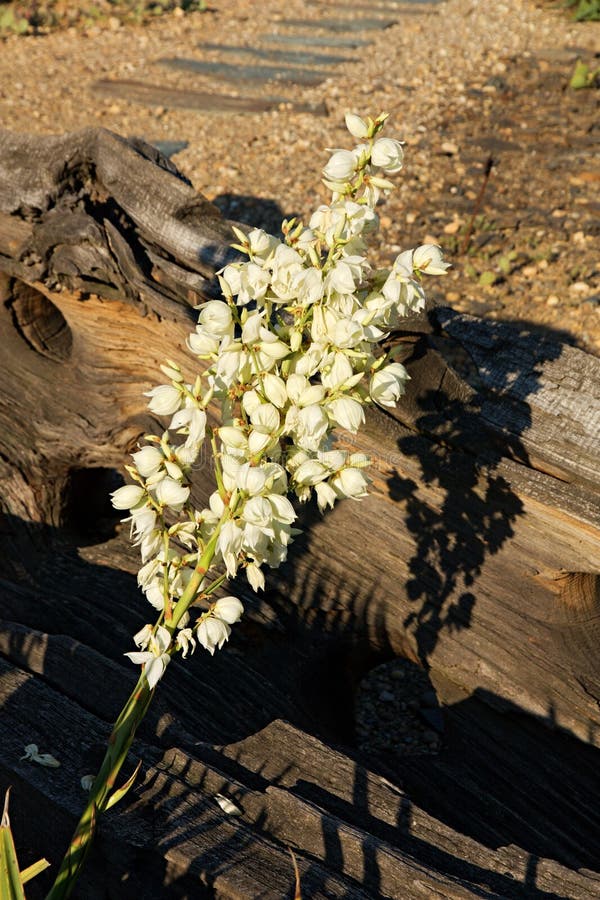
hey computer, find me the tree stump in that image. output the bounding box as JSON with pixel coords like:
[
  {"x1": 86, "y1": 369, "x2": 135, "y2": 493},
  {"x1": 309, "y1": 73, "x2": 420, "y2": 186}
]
[{"x1": 1, "y1": 127, "x2": 599, "y2": 898}]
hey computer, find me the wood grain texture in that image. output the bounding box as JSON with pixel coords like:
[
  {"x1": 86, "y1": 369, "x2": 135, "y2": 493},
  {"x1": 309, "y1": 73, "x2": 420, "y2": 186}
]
[{"x1": 0, "y1": 126, "x2": 599, "y2": 897}]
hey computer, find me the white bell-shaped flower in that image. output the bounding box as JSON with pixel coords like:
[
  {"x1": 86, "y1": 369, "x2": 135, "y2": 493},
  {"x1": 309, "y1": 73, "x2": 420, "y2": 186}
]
[
  {"x1": 187, "y1": 330, "x2": 219, "y2": 357},
  {"x1": 370, "y1": 362, "x2": 410, "y2": 408},
  {"x1": 332, "y1": 467, "x2": 369, "y2": 500},
  {"x1": 371, "y1": 137, "x2": 404, "y2": 174},
  {"x1": 319, "y1": 449, "x2": 348, "y2": 472},
  {"x1": 218, "y1": 520, "x2": 244, "y2": 577},
  {"x1": 315, "y1": 481, "x2": 337, "y2": 511},
  {"x1": 248, "y1": 429, "x2": 275, "y2": 456},
  {"x1": 241, "y1": 311, "x2": 264, "y2": 345},
  {"x1": 133, "y1": 623, "x2": 153, "y2": 649},
  {"x1": 213, "y1": 596, "x2": 244, "y2": 624},
  {"x1": 242, "y1": 389, "x2": 262, "y2": 417},
  {"x1": 196, "y1": 616, "x2": 231, "y2": 655},
  {"x1": 111, "y1": 484, "x2": 145, "y2": 511},
  {"x1": 250, "y1": 403, "x2": 280, "y2": 435},
  {"x1": 219, "y1": 425, "x2": 248, "y2": 452},
  {"x1": 128, "y1": 506, "x2": 157, "y2": 540},
  {"x1": 262, "y1": 373, "x2": 288, "y2": 409},
  {"x1": 257, "y1": 328, "x2": 290, "y2": 360},
  {"x1": 270, "y1": 244, "x2": 304, "y2": 301},
  {"x1": 137, "y1": 557, "x2": 162, "y2": 590},
  {"x1": 243, "y1": 496, "x2": 276, "y2": 531},
  {"x1": 219, "y1": 265, "x2": 242, "y2": 299},
  {"x1": 132, "y1": 446, "x2": 164, "y2": 478},
  {"x1": 294, "y1": 459, "x2": 329, "y2": 486},
  {"x1": 323, "y1": 148, "x2": 356, "y2": 182},
  {"x1": 170, "y1": 407, "x2": 207, "y2": 447},
  {"x1": 248, "y1": 227, "x2": 278, "y2": 260},
  {"x1": 235, "y1": 462, "x2": 267, "y2": 496},
  {"x1": 198, "y1": 300, "x2": 234, "y2": 337},
  {"x1": 238, "y1": 263, "x2": 271, "y2": 305},
  {"x1": 154, "y1": 477, "x2": 190, "y2": 511},
  {"x1": 327, "y1": 397, "x2": 365, "y2": 433},
  {"x1": 295, "y1": 404, "x2": 329, "y2": 452},
  {"x1": 144, "y1": 579, "x2": 164, "y2": 611},
  {"x1": 291, "y1": 267, "x2": 324, "y2": 307},
  {"x1": 321, "y1": 351, "x2": 354, "y2": 390},
  {"x1": 125, "y1": 625, "x2": 171, "y2": 690},
  {"x1": 176, "y1": 628, "x2": 196, "y2": 658},
  {"x1": 268, "y1": 493, "x2": 296, "y2": 525},
  {"x1": 292, "y1": 342, "x2": 327, "y2": 378},
  {"x1": 413, "y1": 244, "x2": 451, "y2": 275},
  {"x1": 325, "y1": 260, "x2": 358, "y2": 297},
  {"x1": 246, "y1": 562, "x2": 265, "y2": 592},
  {"x1": 145, "y1": 384, "x2": 182, "y2": 416}
]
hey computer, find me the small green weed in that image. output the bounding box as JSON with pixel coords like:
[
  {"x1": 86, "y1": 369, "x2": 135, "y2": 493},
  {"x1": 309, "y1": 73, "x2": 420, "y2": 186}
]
[
  {"x1": 564, "y1": 0, "x2": 600, "y2": 20},
  {"x1": 0, "y1": 5, "x2": 28, "y2": 34},
  {"x1": 0, "y1": 0, "x2": 207, "y2": 36},
  {"x1": 569, "y1": 58, "x2": 600, "y2": 89}
]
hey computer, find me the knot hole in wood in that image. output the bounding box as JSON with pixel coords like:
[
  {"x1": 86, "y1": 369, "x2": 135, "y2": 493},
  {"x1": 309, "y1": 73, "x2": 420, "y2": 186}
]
[
  {"x1": 61, "y1": 466, "x2": 123, "y2": 543},
  {"x1": 7, "y1": 279, "x2": 72, "y2": 362}
]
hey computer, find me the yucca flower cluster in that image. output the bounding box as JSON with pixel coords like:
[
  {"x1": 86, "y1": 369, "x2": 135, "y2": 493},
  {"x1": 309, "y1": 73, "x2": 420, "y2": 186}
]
[{"x1": 111, "y1": 112, "x2": 449, "y2": 690}]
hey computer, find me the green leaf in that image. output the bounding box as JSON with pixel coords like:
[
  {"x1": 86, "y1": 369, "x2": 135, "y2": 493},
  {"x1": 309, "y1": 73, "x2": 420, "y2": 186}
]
[
  {"x1": 479, "y1": 271, "x2": 497, "y2": 286},
  {"x1": 569, "y1": 59, "x2": 591, "y2": 89},
  {"x1": 1, "y1": 789, "x2": 26, "y2": 900},
  {"x1": 20, "y1": 859, "x2": 50, "y2": 885},
  {"x1": 105, "y1": 759, "x2": 143, "y2": 811}
]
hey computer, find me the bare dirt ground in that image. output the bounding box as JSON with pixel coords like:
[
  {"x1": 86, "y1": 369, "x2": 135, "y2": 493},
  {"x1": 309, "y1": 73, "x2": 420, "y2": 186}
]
[{"x1": 0, "y1": 0, "x2": 598, "y2": 759}]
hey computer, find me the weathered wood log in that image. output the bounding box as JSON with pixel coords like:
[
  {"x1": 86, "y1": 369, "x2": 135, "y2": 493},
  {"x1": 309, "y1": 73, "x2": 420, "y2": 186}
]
[
  {"x1": 3, "y1": 651, "x2": 600, "y2": 899},
  {"x1": 1, "y1": 126, "x2": 600, "y2": 897}
]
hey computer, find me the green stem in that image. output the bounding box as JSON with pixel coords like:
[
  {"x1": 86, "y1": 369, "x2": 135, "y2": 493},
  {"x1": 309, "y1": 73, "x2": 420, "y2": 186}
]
[
  {"x1": 168, "y1": 510, "x2": 224, "y2": 633},
  {"x1": 45, "y1": 513, "x2": 227, "y2": 900},
  {"x1": 45, "y1": 673, "x2": 152, "y2": 900}
]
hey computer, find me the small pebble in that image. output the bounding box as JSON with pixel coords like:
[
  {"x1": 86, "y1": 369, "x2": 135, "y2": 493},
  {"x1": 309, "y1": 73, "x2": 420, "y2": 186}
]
[
  {"x1": 379, "y1": 689, "x2": 395, "y2": 702},
  {"x1": 440, "y1": 141, "x2": 459, "y2": 155},
  {"x1": 569, "y1": 282, "x2": 589, "y2": 295},
  {"x1": 443, "y1": 220, "x2": 462, "y2": 235}
]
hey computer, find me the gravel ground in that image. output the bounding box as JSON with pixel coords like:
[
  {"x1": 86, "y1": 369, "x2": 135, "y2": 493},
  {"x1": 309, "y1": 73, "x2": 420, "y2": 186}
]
[
  {"x1": 1, "y1": 0, "x2": 599, "y2": 758},
  {"x1": 0, "y1": 0, "x2": 598, "y2": 352}
]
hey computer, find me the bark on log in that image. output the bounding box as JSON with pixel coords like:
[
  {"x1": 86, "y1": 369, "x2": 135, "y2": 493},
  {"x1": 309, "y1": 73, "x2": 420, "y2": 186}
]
[{"x1": 1, "y1": 126, "x2": 599, "y2": 898}]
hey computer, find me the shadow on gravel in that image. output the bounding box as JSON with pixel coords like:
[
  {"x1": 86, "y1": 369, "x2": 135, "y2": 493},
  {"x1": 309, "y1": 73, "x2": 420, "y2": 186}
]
[{"x1": 212, "y1": 193, "x2": 299, "y2": 236}]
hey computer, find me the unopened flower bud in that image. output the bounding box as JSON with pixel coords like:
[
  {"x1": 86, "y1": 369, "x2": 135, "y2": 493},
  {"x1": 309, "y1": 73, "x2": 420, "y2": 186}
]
[{"x1": 345, "y1": 112, "x2": 369, "y2": 139}]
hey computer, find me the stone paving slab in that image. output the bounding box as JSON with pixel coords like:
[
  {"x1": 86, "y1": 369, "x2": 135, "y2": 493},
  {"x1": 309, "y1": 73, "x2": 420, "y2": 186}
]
[
  {"x1": 311, "y1": 0, "x2": 440, "y2": 5},
  {"x1": 158, "y1": 57, "x2": 330, "y2": 86},
  {"x1": 306, "y1": 0, "x2": 402, "y2": 12},
  {"x1": 92, "y1": 80, "x2": 329, "y2": 116},
  {"x1": 278, "y1": 17, "x2": 397, "y2": 32},
  {"x1": 311, "y1": 1, "x2": 438, "y2": 9},
  {"x1": 263, "y1": 33, "x2": 372, "y2": 48},
  {"x1": 196, "y1": 42, "x2": 351, "y2": 67}
]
